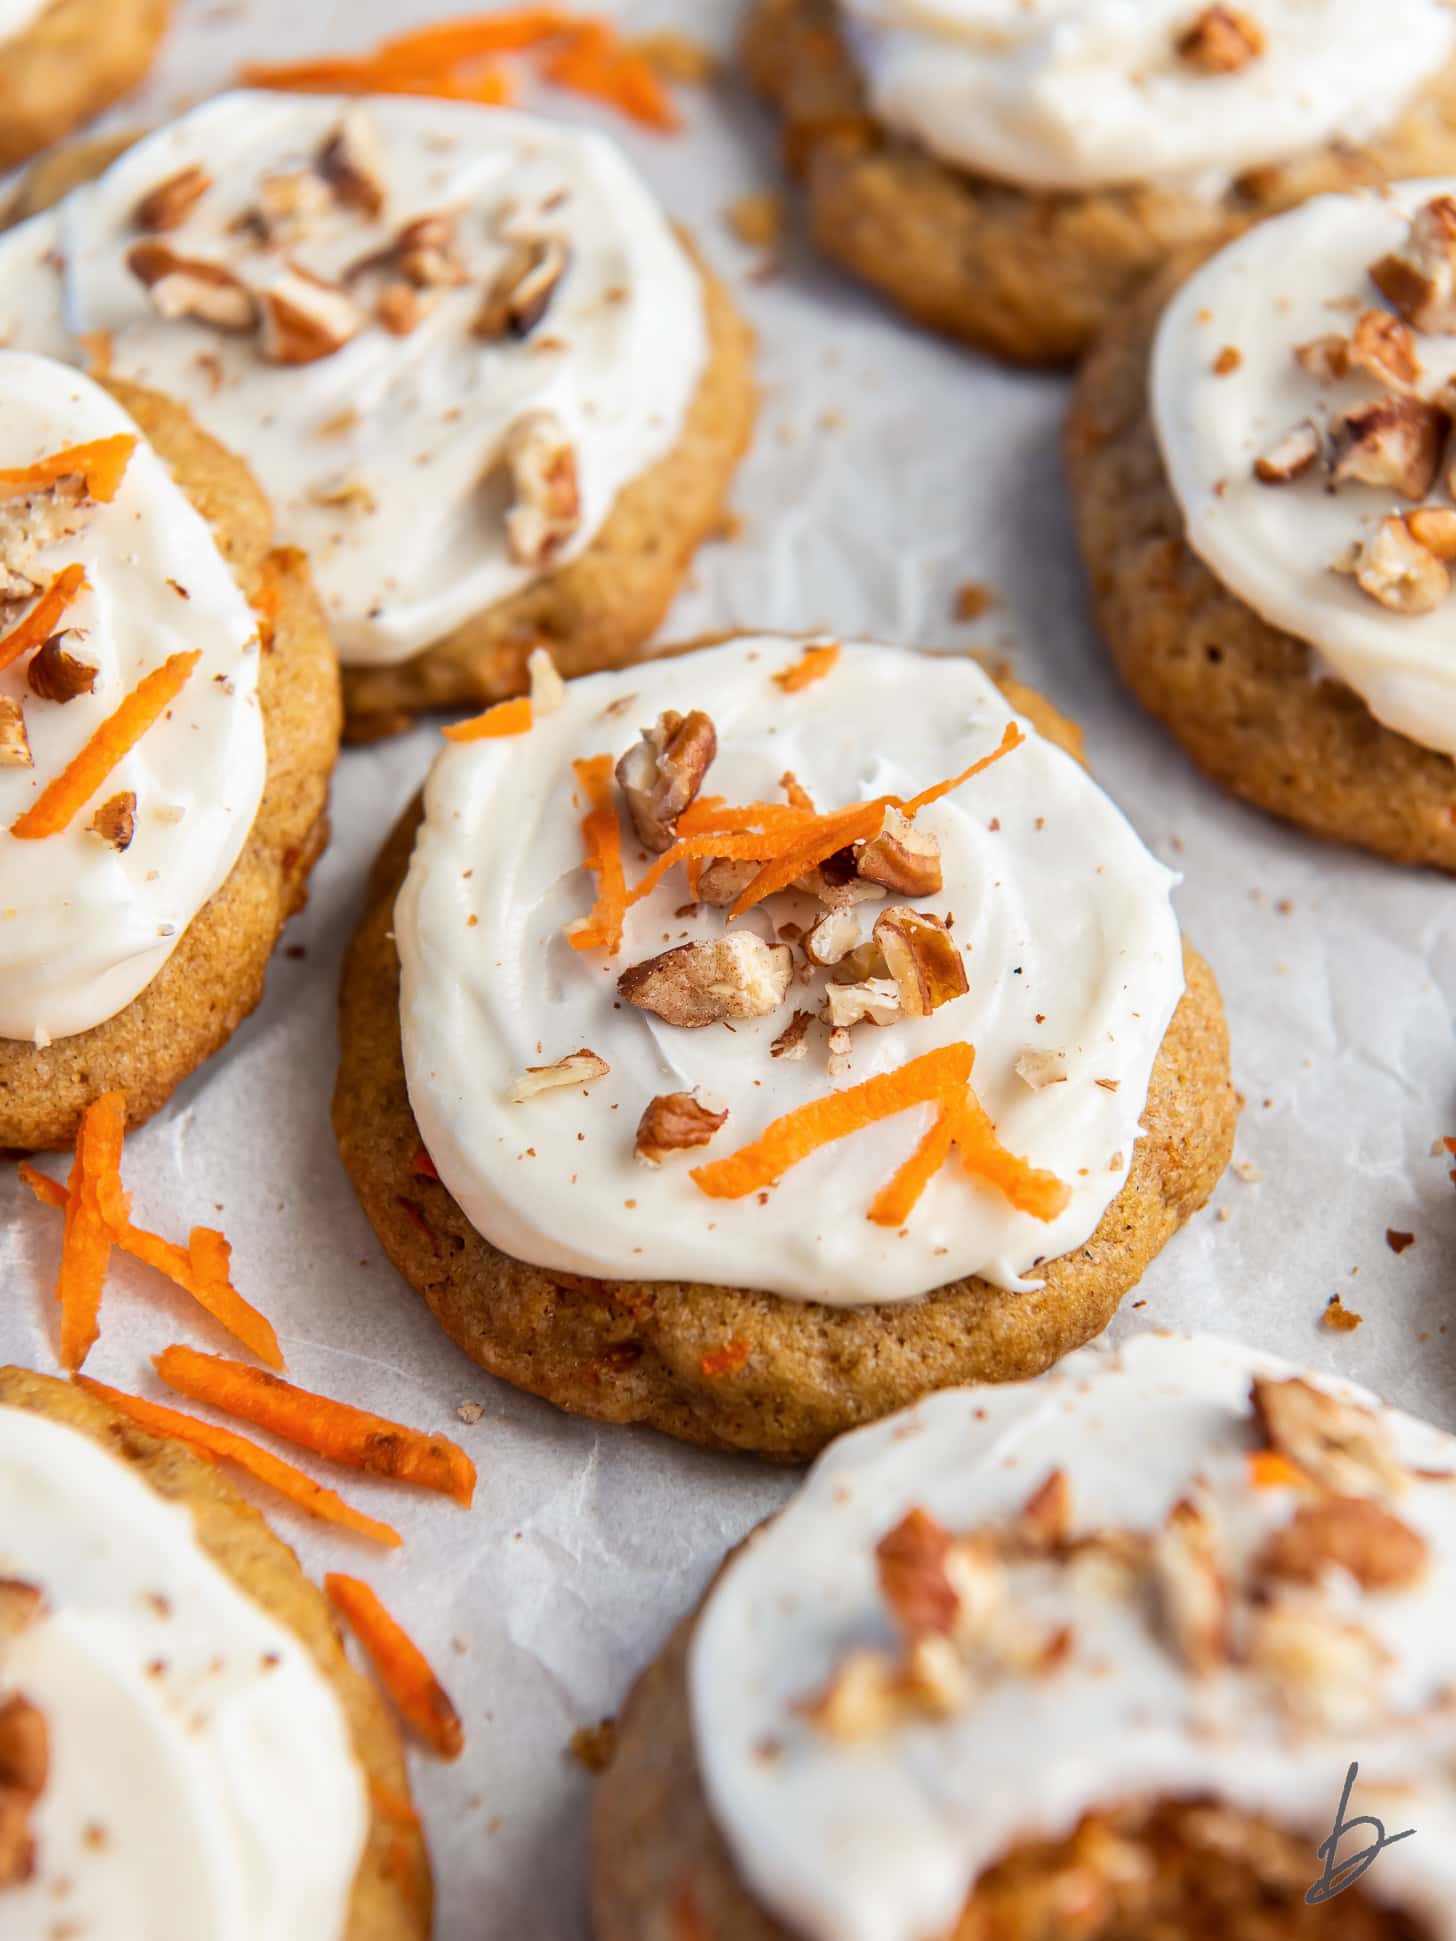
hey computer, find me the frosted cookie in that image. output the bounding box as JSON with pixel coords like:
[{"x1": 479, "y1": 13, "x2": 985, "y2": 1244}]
[
  {"x1": 1068, "y1": 183, "x2": 1456, "y2": 869},
  {"x1": 0, "y1": 91, "x2": 756, "y2": 739},
  {"x1": 594, "y1": 1332, "x2": 1456, "y2": 1941},
  {"x1": 333, "y1": 637, "x2": 1234, "y2": 1459},
  {"x1": 0, "y1": 0, "x2": 168, "y2": 172},
  {"x1": 743, "y1": 0, "x2": 1456, "y2": 365},
  {"x1": 0, "y1": 1365, "x2": 428, "y2": 1939},
  {"x1": 0, "y1": 350, "x2": 339, "y2": 1154}
]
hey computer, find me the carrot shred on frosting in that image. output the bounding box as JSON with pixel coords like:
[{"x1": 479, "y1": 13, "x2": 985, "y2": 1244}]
[
  {"x1": 541, "y1": 21, "x2": 679, "y2": 130},
  {"x1": 944, "y1": 1091, "x2": 1072, "y2": 1223},
  {"x1": 772, "y1": 642, "x2": 839, "y2": 692},
  {"x1": 0, "y1": 564, "x2": 88, "y2": 675},
  {"x1": 867, "y1": 1105, "x2": 956, "y2": 1229},
  {"x1": 75, "y1": 1377, "x2": 402, "y2": 1546},
  {"x1": 0, "y1": 434, "x2": 136, "y2": 504},
  {"x1": 326, "y1": 1574, "x2": 464, "y2": 1758},
  {"x1": 566, "y1": 753, "x2": 628, "y2": 954},
  {"x1": 152, "y1": 1345, "x2": 477, "y2": 1506},
  {"x1": 1249, "y1": 1450, "x2": 1310, "y2": 1491},
  {"x1": 54, "y1": 1092, "x2": 126, "y2": 1370},
  {"x1": 11, "y1": 649, "x2": 201, "y2": 840},
  {"x1": 700, "y1": 1338, "x2": 751, "y2": 1378},
  {"x1": 442, "y1": 696, "x2": 533, "y2": 742}
]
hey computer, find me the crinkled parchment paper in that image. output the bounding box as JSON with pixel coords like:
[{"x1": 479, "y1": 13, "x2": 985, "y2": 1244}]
[{"x1": 3, "y1": 3, "x2": 1455, "y2": 1935}]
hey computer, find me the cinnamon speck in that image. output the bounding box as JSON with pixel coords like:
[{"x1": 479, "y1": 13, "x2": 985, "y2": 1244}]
[{"x1": 1386, "y1": 1229, "x2": 1416, "y2": 1255}]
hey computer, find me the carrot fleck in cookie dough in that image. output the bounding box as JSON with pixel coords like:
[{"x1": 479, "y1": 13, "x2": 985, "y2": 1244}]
[
  {"x1": 0, "y1": 0, "x2": 169, "y2": 173},
  {"x1": 0, "y1": 350, "x2": 339, "y2": 1153},
  {"x1": 593, "y1": 1333, "x2": 1454, "y2": 1941},
  {"x1": 743, "y1": 0, "x2": 1456, "y2": 363},
  {"x1": 333, "y1": 637, "x2": 1235, "y2": 1459},
  {"x1": 0, "y1": 91, "x2": 755, "y2": 738},
  {"x1": 1068, "y1": 183, "x2": 1456, "y2": 870},
  {"x1": 0, "y1": 1365, "x2": 429, "y2": 1939}
]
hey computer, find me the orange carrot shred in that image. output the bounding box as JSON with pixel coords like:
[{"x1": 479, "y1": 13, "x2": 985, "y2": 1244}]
[
  {"x1": 700, "y1": 1338, "x2": 751, "y2": 1378},
  {"x1": 893, "y1": 721, "x2": 1024, "y2": 815},
  {"x1": 625, "y1": 829, "x2": 787, "y2": 913},
  {"x1": 867, "y1": 1105, "x2": 955, "y2": 1228},
  {"x1": 370, "y1": 1779, "x2": 421, "y2": 1827},
  {"x1": 16, "y1": 1161, "x2": 65, "y2": 1211},
  {"x1": 781, "y1": 771, "x2": 816, "y2": 812},
  {"x1": 152, "y1": 1345, "x2": 477, "y2": 1507},
  {"x1": 11, "y1": 649, "x2": 201, "y2": 840},
  {"x1": 773, "y1": 642, "x2": 840, "y2": 692},
  {"x1": 542, "y1": 20, "x2": 680, "y2": 129},
  {"x1": 0, "y1": 564, "x2": 88, "y2": 675},
  {"x1": 442, "y1": 696, "x2": 533, "y2": 742},
  {"x1": 566, "y1": 753, "x2": 628, "y2": 954},
  {"x1": 55, "y1": 1092, "x2": 126, "y2": 1370},
  {"x1": 326, "y1": 1574, "x2": 464, "y2": 1759},
  {"x1": 0, "y1": 434, "x2": 136, "y2": 504},
  {"x1": 674, "y1": 798, "x2": 815, "y2": 838},
  {"x1": 375, "y1": 10, "x2": 575, "y2": 61},
  {"x1": 692, "y1": 1045, "x2": 976, "y2": 1200},
  {"x1": 185, "y1": 1229, "x2": 286, "y2": 1372},
  {"x1": 75, "y1": 1377, "x2": 402, "y2": 1547},
  {"x1": 944, "y1": 1091, "x2": 1072, "y2": 1223},
  {"x1": 1249, "y1": 1450, "x2": 1310, "y2": 1491}
]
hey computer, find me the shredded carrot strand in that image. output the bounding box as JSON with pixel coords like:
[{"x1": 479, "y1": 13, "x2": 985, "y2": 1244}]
[
  {"x1": 56, "y1": 1092, "x2": 126, "y2": 1370},
  {"x1": 16, "y1": 1162, "x2": 65, "y2": 1211},
  {"x1": 700, "y1": 1338, "x2": 751, "y2": 1378},
  {"x1": 674, "y1": 798, "x2": 816, "y2": 838},
  {"x1": 773, "y1": 643, "x2": 840, "y2": 692},
  {"x1": 326, "y1": 1574, "x2": 464, "y2": 1759},
  {"x1": 153, "y1": 1345, "x2": 477, "y2": 1506},
  {"x1": 944, "y1": 1092, "x2": 1072, "y2": 1223},
  {"x1": 894, "y1": 721, "x2": 1024, "y2": 815},
  {"x1": 542, "y1": 21, "x2": 679, "y2": 129},
  {"x1": 781, "y1": 771, "x2": 816, "y2": 811},
  {"x1": 75, "y1": 1377, "x2": 402, "y2": 1547},
  {"x1": 442, "y1": 696, "x2": 533, "y2": 742},
  {"x1": 867, "y1": 1105, "x2": 955, "y2": 1228},
  {"x1": 11, "y1": 649, "x2": 200, "y2": 840},
  {"x1": 370, "y1": 1779, "x2": 422, "y2": 1827},
  {"x1": 691, "y1": 1045, "x2": 976, "y2": 1200},
  {"x1": 1249, "y1": 1450, "x2": 1310, "y2": 1491},
  {"x1": 0, "y1": 564, "x2": 88, "y2": 675},
  {"x1": 724, "y1": 803, "x2": 881, "y2": 919},
  {"x1": 566, "y1": 754, "x2": 628, "y2": 954},
  {"x1": 0, "y1": 434, "x2": 136, "y2": 504},
  {"x1": 624, "y1": 829, "x2": 786, "y2": 912},
  {"x1": 375, "y1": 10, "x2": 575, "y2": 61},
  {"x1": 242, "y1": 57, "x2": 513, "y2": 102}
]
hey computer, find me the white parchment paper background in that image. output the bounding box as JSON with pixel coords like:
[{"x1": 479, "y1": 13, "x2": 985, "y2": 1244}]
[{"x1": 3, "y1": 3, "x2": 1456, "y2": 1934}]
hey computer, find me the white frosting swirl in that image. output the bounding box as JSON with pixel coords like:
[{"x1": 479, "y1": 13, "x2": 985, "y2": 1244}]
[
  {"x1": 0, "y1": 1400, "x2": 368, "y2": 1941},
  {"x1": 838, "y1": 0, "x2": 1456, "y2": 191},
  {"x1": 0, "y1": 351, "x2": 265, "y2": 1045},
  {"x1": 1152, "y1": 183, "x2": 1456, "y2": 760},
  {"x1": 691, "y1": 1333, "x2": 1456, "y2": 1941},
  {"x1": 395, "y1": 638, "x2": 1184, "y2": 1307},
  {"x1": 0, "y1": 91, "x2": 708, "y2": 668},
  {"x1": 0, "y1": 0, "x2": 46, "y2": 43}
]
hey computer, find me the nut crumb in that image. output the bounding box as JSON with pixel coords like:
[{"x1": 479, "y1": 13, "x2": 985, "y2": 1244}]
[
  {"x1": 1322, "y1": 1295, "x2": 1363, "y2": 1334},
  {"x1": 568, "y1": 1718, "x2": 617, "y2": 1774}
]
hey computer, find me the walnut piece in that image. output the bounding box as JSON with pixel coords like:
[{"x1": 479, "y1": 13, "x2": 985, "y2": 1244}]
[
  {"x1": 614, "y1": 709, "x2": 717, "y2": 852},
  {"x1": 89, "y1": 791, "x2": 137, "y2": 852},
  {"x1": 823, "y1": 977, "x2": 901, "y2": 1028},
  {"x1": 1248, "y1": 1603, "x2": 1392, "y2": 1731},
  {"x1": 770, "y1": 1009, "x2": 813, "y2": 1060},
  {"x1": 507, "y1": 1047, "x2": 609, "y2": 1103},
  {"x1": 1015, "y1": 1048, "x2": 1069, "y2": 1090},
  {"x1": 634, "y1": 1090, "x2": 728, "y2": 1164},
  {"x1": 856, "y1": 806, "x2": 943, "y2": 896},
  {"x1": 696, "y1": 857, "x2": 760, "y2": 908},
  {"x1": 258, "y1": 264, "x2": 364, "y2": 365},
  {"x1": 1252, "y1": 421, "x2": 1321, "y2": 485},
  {"x1": 803, "y1": 908, "x2": 866, "y2": 968},
  {"x1": 1370, "y1": 195, "x2": 1456, "y2": 334},
  {"x1": 796, "y1": 845, "x2": 885, "y2": 910},
  {"x1": 1258, "y1": 1496, "x2": 1428, "y2": 1592},
  {"x1": 1349, "y1": 310, "x2": 1422, "y2": 395},
  {"x1": 1176, "y1": 6, "x2": 1265, "y2": 73},
  {"x1": 1152, "y1": 1497, "x2": 1229, "y2": 1675},
  {"x1": 1250, "y1": 1376, "x2": 1407, "y2": 1499},
  {"x1": 1347, "y1": 515, "x2": 1450, "y2": 616},
  {"x1": 1294, "y1": 334, "x2": 1351, "y2": 382},
  {"x1": 375, "y1": 283, "x2": 427, "y2": 336},
  {"x1": 503, "y1": 412, "x2": 581, "y2": 569},
  {"x1": 1017, "y1": 1469, "x2": 1072, "y2": 1551},
  {"x1": 874, "y1": 908, "x2": 968, "y2": 1018},
  {"x1": 395, "y1": 212, "x2": 469, "y2": 289},
  {"x1": 618, "y1": 933, "x2": 792, "y2": 1028},
  {"x1": 27, "y1": 635, "x2": 97, "y2": 703},
  {"x1": 133, "y1": 164, "x2": 212, "y2": 233},
  {"x1": 877, "y1": 1507, "x2": 959, "y2": 1639},
  {"x1": 0, "y1": 1693, "x2": 47, "y2": 1889},
  {"x1": 798, "y1": 1649, "x2": 919, "y2": 1742},
  {"x1": 127, "y1": 242, "x2": 257, "y2": 330},
  {"x1": 475, "y1": 237, "x2": 570, "y2": 340},
  {"x1": 1329, "y1": 398, "x2": 1450, "y2": 500},
  {"x1": 257, "y1": 166, "x2": 333, "y2": 239},
  {"x1": 0, "y1": 698, "x2": 31, "y2": 768},
  {"x1": 318, "y1": 107, "x2": 388, "y2": 218},
  {"x1": 1405, "y1": 505, "x2": 1456, "y2": 560}
]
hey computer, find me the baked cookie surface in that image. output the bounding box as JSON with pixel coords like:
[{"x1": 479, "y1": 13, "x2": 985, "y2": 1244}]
[
  {"x1": 1, "y1": 93, "x2": 755, "y2": 739},
  {"x1": 0, "y1": 0, "x2": 168, "y2": 172},
  {"x1": 0, "y1": 1365, "x2": 429, "y2": 1940},
  {"x1": 743, "y1": 0, "x2": 1456, "y2": 364},
  {"x1": 1066, "y1": 191, "x2": 1456, "y2": 871},
  {"x1": 0, "y1": 356, "x2": 339, "y2": 1153},
  {"x1": 593, "y1": 1334, "x2": 1453, "y2": 1941},
  {"x1": 334, "y1": 640, "x2": 1234, "y2": 1459}
]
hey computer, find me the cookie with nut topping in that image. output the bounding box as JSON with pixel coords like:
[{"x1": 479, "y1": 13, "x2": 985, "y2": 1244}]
[
  {"x1": 743, "y1": 0, "x2": 1456, "y2": 364},
  {"x1": 0, "y1": 91, "x2": 755, "y2": 739},
  {"x1": 333, "y1": 636, "x2": 1234, "y2": 1459},
  {"x1": 593, "y1": 1332, "x2": 1455, "y2": 1941},
  {"x1": 1068, "y1": 183, "x2": 1456, "y2": 870},
  {"x1": 0, "y1": 0, "x2": 169, "y2": 172}
]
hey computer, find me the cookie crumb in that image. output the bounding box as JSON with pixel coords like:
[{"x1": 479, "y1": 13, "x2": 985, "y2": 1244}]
[
  {"x1": 1212, "y1": 345, "x2": 1242, "y2": 376},
  {"x1": 953, "y1": 581, "x2": 997, "y2": 623},
  {"x1": 1232, "y1": 1159, "x2": 1262, "y2": 1183},
  {"x1": 1322, "y1": 1294, "x2": 1363, "y2": 1333},
  {"x1": 569, "y1": 1717, "x2": 618, "y2": 1773},
  {"x1": 1385, "y1": 1229, "x2": 1416, "y2": 1255},
  {"x1": 456, "y1": 1401, "x2": 484, "y2": 1425},
  {"x1": 629, "y1": 29, "x2": 716, "y2": 82},
  {"x1": 725, "y1": 191, "x2": 784, "y2": 250}
]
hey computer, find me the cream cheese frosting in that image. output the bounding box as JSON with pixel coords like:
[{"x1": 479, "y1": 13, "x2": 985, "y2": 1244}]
[
  {"x1": 1152, "y1": 183, "x2": 1456, "y2": 760},
  {"x1": 837, "y1": 0, "x2": 1456, "y2": 192},
  {"x1": 0, "y1": 0, "x2": 46, "y2": 43},
  {"x1": 395, "y1": 637, "x2": 1184, "y2": 1307},
  {"x1": 0, "y1": 351, "x2": 265, "y2": 1045},
  {"x1": 0, "y1": 1401, "x2": 368, "y2": 1941},
  {"x1": 0, "y1": 90, "x2": 708, "y2": 668},
  {"x1": 690, "y1": 1332, "x2": 1456, "y2": 1941}
]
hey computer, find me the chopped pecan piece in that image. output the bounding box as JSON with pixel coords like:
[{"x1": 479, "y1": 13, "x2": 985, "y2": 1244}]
[
  {"x1": 796, "y1": 847, "x2": 885, "y2": 909},
  {"x1": 1176, "y1": 7, "x2": 1265, "y2": 73},
  {"x1": 0, "y1": 698, "x2": 32, "y2": 768},
  {"x1": 1258, "y1": 1496, "x2": 1428, "y2": 1592},
  {"x1": 874, "y1": 908, "x2": 968, "y2": 1018},
  {"x1": 258, "y1": 264, "x2": 364, "y2": 365},
  {"x1": 507, "y1": 1048, "x2": 609, "y2": 1103},
  {"x1": 1015, "y1": 1048, "x2": 1068, "y2": 1090},
  {"x1": 618, "y1": 933, "x2": 792, "y2": 1028},
  {"x1": 770, "y1": 1009, "x2": 812, "y2": 1060},
  {"x1": 1349, "y1": 310, "x2": 1422, "y2": 395},
  {"x1": 89, "y1": 791, "x2": 136, "y2": 851},
  {"x1": 475, "y1": 237, "x2": 570, "y2": 340},
  {"x1": 1345, "y1": 515, "x2": 1450, "y2": 616},
  {"x1": 395, "y1": 212, "x2": 469, "y2": 289},
  {"x1": 503, "y1": 411, "x2": 581, "y2": 569},
  {"x1": 375, "y1": 282, "x2": 427, "y2": 336},
  {"x1": 1251, "y1": 1376, "x2": 1407, "y2": 1498},
  {"x1": 1370, "y1": 195, "x2": 1456, "y2": 334},
  {"x1": 133, "y1": 164, "x2": 212, "y2": 233},
  {"x1": 798, "y1": 1649, "x2": 914, "y2": 1742},
  {"x1": 1405, "y1": 505, "x2": 1456, "y2": 560},
  {"x1": 127, "y1": 243, "x2": 257, "y2": 330},
  {"x1": 1294, "y1": 334, "x2": 1350, "y2": 382},
  {"x1": 1329, "y1": 397, "x2": 1450, "y2": 500},
  {"x1": 856, "y1": 805, "x2": 943, "y2": 896},
  {"x1": 696, "y1": 857, "x2": 759, "y2": 908},
  {"x1": 1017, "y1": 1469, "x2": 1072, "y2": 1551},
  {"x1": 1253, "y1": 421, "x2": 1321, "y2": 485},
  {"x1": 257, "y1": 166, "x2": 333, "y2": 238},
  {"x1": 1152, "y1": 1497, "x2": 1229, "y2": 1675},
  {"x1": 318, "y1": 107, "x2": 388, "y2": 218},
  {"x1": 635, "y1": 1090, "x2": 728, "y2": 1164},
  {"x1": 27, "y1": 635, "x2": 96, "y2": 703},
  {"x1": 1248, "y1": 1603, "x2": 1392, "y2": 1730},
  {"x1": 823, "y1": 977, "x2": 901, "y2": 1028},
  {"x1": 803, "y1": 907, "x2": 865, "y2": 968},
  {"x1": 0, "y1": 1697, "x2": 47, "y2": 1799},
  {"x1": 877, "y1": 1507, "x2": 959, "y2": 1639},
  {"x1": 614, "y1": 709, "x2": 717, "y2": 852}
]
